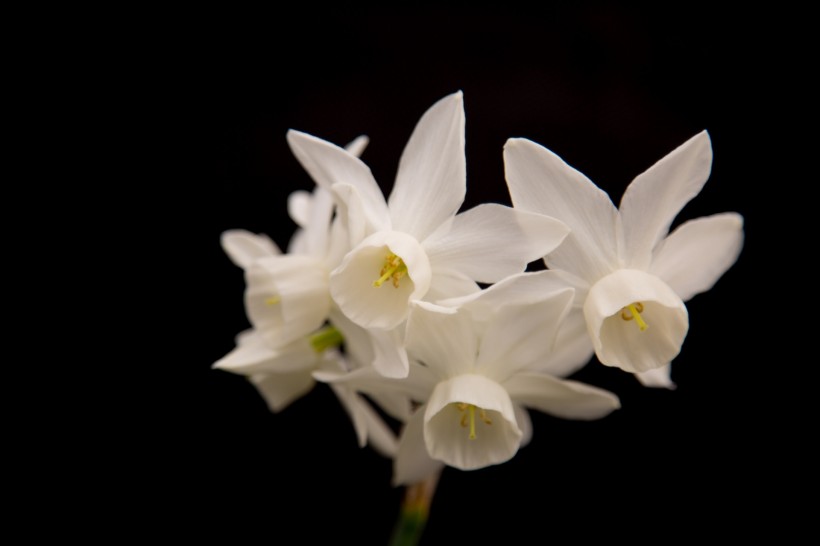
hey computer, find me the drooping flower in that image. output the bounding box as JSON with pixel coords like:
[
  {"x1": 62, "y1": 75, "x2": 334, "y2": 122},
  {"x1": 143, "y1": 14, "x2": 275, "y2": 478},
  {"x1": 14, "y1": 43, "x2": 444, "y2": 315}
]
[
  {"x1": 504, "y1": 131, "x2": 744, "y2": 377},
  {"x1": 318, "y1": 282, "x2": 620, "y2": 484},
  {"x1": 286, "y1": 92, "x2": 570, "y2": 377},
  {"x1": 212, "y1": 139, "x2": 401, "y2": 455}
]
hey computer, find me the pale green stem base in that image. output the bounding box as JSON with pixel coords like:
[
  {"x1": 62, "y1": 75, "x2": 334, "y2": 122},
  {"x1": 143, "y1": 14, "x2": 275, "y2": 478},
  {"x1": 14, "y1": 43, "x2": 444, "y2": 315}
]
[{"x1": 389, "y1": 470, "x2": 441, "y2": 546}]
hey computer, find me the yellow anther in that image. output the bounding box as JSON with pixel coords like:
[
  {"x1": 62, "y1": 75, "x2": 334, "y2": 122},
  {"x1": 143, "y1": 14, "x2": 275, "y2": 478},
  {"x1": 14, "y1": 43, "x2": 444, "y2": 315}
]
[
  {"x1": 265, "y1": 295, "x2": 281, "y2": 305},
  {"x1": 373, "y1": 253, "x2": 408, "y2": 288},
  {"x1": 621, "y1": 302, "x2": 648, "y2": 331},
  {"x1": 456, "y1": 403, "x2": 489, "y2": 440}
]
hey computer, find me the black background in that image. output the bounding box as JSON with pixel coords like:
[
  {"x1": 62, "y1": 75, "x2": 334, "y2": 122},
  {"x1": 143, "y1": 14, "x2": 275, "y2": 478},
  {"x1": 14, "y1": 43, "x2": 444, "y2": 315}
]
[{"x1": 134, "y1": 5, "x2": 790, "y2": 543}]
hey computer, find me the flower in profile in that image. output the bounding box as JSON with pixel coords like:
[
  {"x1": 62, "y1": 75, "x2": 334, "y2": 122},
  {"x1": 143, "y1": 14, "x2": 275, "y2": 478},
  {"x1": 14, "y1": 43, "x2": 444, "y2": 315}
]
[
  {"x1": 286, "y1": 92, "x2": 569, "y2": 377},
  {"x1": 504, "y1": 131, "x2": 744, "y2": 377}
]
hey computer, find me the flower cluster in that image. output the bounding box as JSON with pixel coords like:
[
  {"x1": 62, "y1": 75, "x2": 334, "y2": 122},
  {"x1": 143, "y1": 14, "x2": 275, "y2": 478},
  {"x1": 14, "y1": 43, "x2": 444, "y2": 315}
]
[{"x1": 213, "y1": 91, "x2": 744, "y2": 484}]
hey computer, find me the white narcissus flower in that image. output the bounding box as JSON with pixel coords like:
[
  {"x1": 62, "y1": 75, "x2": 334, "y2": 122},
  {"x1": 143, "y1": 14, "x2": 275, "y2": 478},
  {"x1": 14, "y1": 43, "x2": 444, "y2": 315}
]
[
  {"x1": 213, "y1": 138, "x2": 403, "y2": 456},
  {"x1": 319, "y1": 284, "x2": 620, "y2": 484},
  {"x1": 286, "y1": 92, "x2": 570, "y2": 377},
  {"x1": 504, "y1": 131, "x2": 744, "y2": 378}
]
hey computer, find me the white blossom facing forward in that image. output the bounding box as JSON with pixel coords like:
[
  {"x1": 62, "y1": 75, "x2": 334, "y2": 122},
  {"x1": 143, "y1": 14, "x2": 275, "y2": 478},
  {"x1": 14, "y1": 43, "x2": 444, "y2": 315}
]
[
  {"x1": 504, "y1": 131, "x2": 744, "y2": 375},
  {"x1": 286, "y1": 92, "x2": 570, "y2": 379}
]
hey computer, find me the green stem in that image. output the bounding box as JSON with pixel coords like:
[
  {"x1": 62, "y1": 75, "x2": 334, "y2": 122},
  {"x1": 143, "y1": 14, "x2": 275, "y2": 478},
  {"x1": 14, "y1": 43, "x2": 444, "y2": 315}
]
[{"x1": 389, "y1": 470, "x2": 441, "y2": 546}]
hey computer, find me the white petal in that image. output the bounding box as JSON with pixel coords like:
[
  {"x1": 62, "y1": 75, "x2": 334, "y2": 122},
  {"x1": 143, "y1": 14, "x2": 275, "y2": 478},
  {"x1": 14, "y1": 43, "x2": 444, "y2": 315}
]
[
  {"x1": 286, "y1": 130, "x2": 389, "y2": 231},
  {"x1": 287, "y1": 190, "x2": 312, "y2": 229},
  {"x1": 220, "y1": 229, "x2": 280, "y2": 269},
  {"x1": 536, "y1": 309, "x2": 595, "y2": 378},
  {"x1": 504, "y1": 138, "x2": 620, "y2": 282},
  {"x1": 584, "y1": 269, "x2": 688, "y2": 373},
  {"x1": 425, "y1": 374, "x2": 522, "y2": 470},
  {"x1": 650, "y1": 212, "x2": 744, "y2": 302},
  {"x1": 313, "y1": 362, "x2": 430, "y2": 412},
  {"x1": 405, "y1": 303, "x2": 477, "y2": 379},
  {"x1": 328, "y1": 307, "x2": 373, "y2": 368},
  {"x1": 248, "y1": 371, "x2": 315, "y2": 413},
  {"x1": 245, "y1": 255, "x2": 331, "y2": 347},
  {"x1": 514, "y1": 404, "x2": 533, "y2": 447},
  {"x1": 344, "y1": 135, "x2": 369, "y2": 157},
  {"x1": 476, "y1": 289, "x2": 574, "y2": 382},
  {"x1": 212, "y1": 331, "x2": 319, "y2": 375},
  {"x1": 425, "y1": 267, "x2": 480, "y2": 303},
  {"x1": 330, "y1": 231, "x2": 431, "y2": 331},
  {"x1": 331, "y1": 184, "x2": 368, "y2": 250},
  {"x1": 329, "y1": 381, "x2": 369, "y2": 448},
  {"x1": 388, "y1": 91, "x2": 466, "y2": 240},
  {"x1": 504, "y1": 372, "x2": 620, "y2": 420},
  {"x1": 393, "y1": 408, "x2": 445, "y2": 486},
  {"x1": 620, "y1": 131, "x2": 713, "y2": 269},
  {"x1": 358, "y1": 394, "x2": 399, "y2": 458},
  {"x1": 302, "y1": 186, "x2": 335, "y2": 258},
  {"x1": 636, "y1": 364, "x2": 676, "y2": 390},
  {"x1": 370, "y1": 327, "x2": 410, "y2": 379},
  {"x1": 424, "y1": 204, "x2": 570, "y2": 283},
  {"x1": 437, "y1": 270, "x2": 581, "y2": 321}
]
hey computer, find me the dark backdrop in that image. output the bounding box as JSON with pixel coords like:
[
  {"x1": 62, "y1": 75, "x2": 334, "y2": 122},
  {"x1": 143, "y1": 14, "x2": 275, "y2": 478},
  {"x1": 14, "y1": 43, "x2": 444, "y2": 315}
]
[{"x1": 141, "y1": 6, "x2": 781, "y2": 543}]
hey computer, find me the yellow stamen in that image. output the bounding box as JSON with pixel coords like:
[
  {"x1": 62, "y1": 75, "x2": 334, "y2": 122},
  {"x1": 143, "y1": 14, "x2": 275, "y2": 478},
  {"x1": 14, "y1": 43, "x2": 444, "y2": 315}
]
[
  {"x1": 265, "y1": 295, "x2": 281, "y2": 305},
  {"x1": 468, "y1": 405, "x2": 476, "y2": 440},
  {"x1": 373, "y1": 253, "x2": 408, "y2": 288},
  {"x1": 308, "y1": 326, "x2": 344, "y2": 353},
  {"x1": 456, "y1": 403, "x2": 488, "y2": 440},
  {"x1": 621, "y1": 302, "x2": 648, "y2": 331}
]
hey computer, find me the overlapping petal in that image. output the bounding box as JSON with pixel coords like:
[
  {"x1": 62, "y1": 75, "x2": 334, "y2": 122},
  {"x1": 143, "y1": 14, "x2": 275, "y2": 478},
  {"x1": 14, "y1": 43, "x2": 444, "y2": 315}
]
[
  {"x1": 424, "y1": 204, "x2": 569, "y2": 283},
  {"x1": 504, "y1": 137, "x2": 621, "y2": 282},
  {"x1": 503, "y1": 372, "x2": 620, "y2": 420},
  {"x1": 388, "y1": 91, "x2": 466, "y2": 241},
  {"x1": 650, "y1": 212, "x2": 744, "y2": 302},
  {"x1": 619, "y1": 131, "x2": 713, "y2": 269}
]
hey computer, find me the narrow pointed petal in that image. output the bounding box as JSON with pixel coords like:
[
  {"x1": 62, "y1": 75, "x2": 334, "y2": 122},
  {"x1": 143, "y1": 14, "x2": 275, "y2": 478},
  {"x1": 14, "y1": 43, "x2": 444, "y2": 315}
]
[
  {"x1": 504, "y1": 372, "x2": 620, "y2": 420},
  {"x1": 287, "y1": 130, "x2": 389, "y2": 231},
  {"x1": 302, "y1": 186, "x2": 335, "y2": 258},
  {"x1": 476, "y1": 289, "x2": 574, "y2": 381},
  {"x1": 388, "y1": 92, "x2": 466, "y2": 240},
  {"x1": 245, "y1": 255, "x2": 331, "y2": 347},
  {"x1": 636, "y1": 364, "x2": 676, "y2": 390},
  {"x1": 406, "y1": 302, "x2": 477, "y2": 378},
  {"x1": 425, "y1": 267, "x2": 480, "y2": 303},
  {"x1": 358, "y1": 394, "x2": 399, "y2": 457},
  {"x1": 344, "y1": 135, "x2": 369, "y2": 157},
  {"x1": 537, "y1": 309, "x2": 595, "y2": 378},
  {"x1": 331, "y1": 184, "x2": 368, "y2": 249},
  {"x1": 584, "y1": 269, "x2": 688, "y2": 373},
  {"x1": 393, "y1": 409, "x2": 445, "y2": 486},
  {"x1": 212, "y1": 331, "x2": 319, "y2": 374},
  {"x1": 514, "y1": 404, "x2": 533, "y2": 447},
  {"x1": 287, "y1": 190, "x2": 312, "y2": 229},
  {"x1": 221, "y1": 230, "x2": 280, "y2": 269},
  {"x1": 313, "y1": 361, "x2": 432, "y2": 410},
  {"x1": 437, "y1": 270, "x2": 582, "y2": 322},
  {"x1": 620, "y1": 131, "x2": 713, "y2": 269},
  {"x1": 370, "y1": 328, "x2": 410, "y2": 379},
  {"x1": 650, "y1": 212, "x2": 744, "y2": 302},
  {"x1": 248, "y1": 371, "x2": 315, "y2": 413},
  {"x1": 425, "y1": 374, "x2": 522, "y2": 470},
  {"x1": 329, "y1": 381, "x2": 369, "y2": 448},
  {"x1": 424, "y1": 204, "x2": 570, "y2": 283},
  {"x1": 330, "y1": 231, "x2": 431, "y2": 331},
  {"x1": 504, "y1": 138, "x2": 620, "y2": 282}
]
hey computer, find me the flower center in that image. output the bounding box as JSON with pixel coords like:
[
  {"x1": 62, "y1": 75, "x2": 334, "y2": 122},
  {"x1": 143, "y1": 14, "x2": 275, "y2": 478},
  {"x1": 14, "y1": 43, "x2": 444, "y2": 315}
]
[
  {"x1": 373, "y1": 252, "x2": 408, "y2": 288},
  {"x1": 309, "y1": 325, "x2": 344, "y2": 353},
  {"x1": 621, "y1": 302, "x2": 648, "y2": 331},
  {"x1": 456, "y1": 402, "x2": 492, "y2": 440}
]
